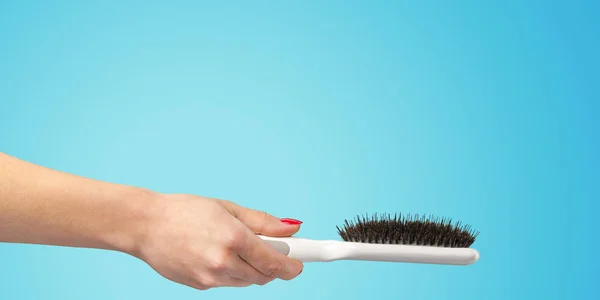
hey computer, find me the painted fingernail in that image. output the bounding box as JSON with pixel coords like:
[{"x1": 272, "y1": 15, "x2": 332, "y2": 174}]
[{"x1": 280, "y1": 218, "x2": 303, "y2": 225}]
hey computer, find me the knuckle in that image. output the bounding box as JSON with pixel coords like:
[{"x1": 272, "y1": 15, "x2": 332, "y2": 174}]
[
  {"x1": 198, "y1": 276, "x2": 218, "y2": 288},
  {"x1": 265, "y1": 261, "x2": 285, "y2": 277},
  {"x1": 191, "y1": 272, "x2": 204, "y2": 283},
  {"x1": 257, "y1": 211, "x2": 271, "y2": 221},
  {"x1": 190, "y1": 274, "x2": 211, "y2": 290},
  {"x1": 222, "y1": 228, "x2": 245, "y2": 250},
  {"x1": 209, "y1": 252, "x2": 229, "y2": 273}
]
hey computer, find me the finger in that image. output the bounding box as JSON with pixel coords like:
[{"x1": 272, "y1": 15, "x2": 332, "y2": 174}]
[
  {"x1": 221, "y1": 200, "x2": 302, "y2": 237},
  {"x1": 237, "y1": 233, "x2": 304, "y2": 280},
  {"x1": 226, "y1": 255, "x2": 274, "y2": 285}
]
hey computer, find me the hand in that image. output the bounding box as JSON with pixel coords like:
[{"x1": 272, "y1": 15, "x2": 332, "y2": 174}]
[
  {"x1": 0, "y1": 153, "x2": 303, "y2": 290},
  {"x1": 134, "y1": 194, "x2": 304, "y2": 290}
]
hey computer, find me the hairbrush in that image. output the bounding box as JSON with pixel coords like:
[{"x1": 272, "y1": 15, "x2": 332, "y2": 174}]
[{"x1": 260, "y1": 213, "x2": 480, "y2": 266}]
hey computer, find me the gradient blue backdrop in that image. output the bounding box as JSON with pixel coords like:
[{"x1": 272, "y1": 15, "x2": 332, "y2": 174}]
[{"x1": 1, "y1": 1, "x2": 598, "y2": 299}]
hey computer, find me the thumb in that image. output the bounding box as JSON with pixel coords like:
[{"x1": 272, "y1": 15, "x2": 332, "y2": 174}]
[{"x1": 220, "y1": 200, "x2": 302, "y2": 237}]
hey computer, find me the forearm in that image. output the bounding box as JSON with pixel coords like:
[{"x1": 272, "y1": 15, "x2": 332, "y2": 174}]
[{"x1": 0, "y1": 152, "x2": 158, "y2": 255}]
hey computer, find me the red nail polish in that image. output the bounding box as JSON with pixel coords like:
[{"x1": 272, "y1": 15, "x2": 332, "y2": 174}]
[{"x1": 280, "y1": 218, "x2": 303, "y2": 225}]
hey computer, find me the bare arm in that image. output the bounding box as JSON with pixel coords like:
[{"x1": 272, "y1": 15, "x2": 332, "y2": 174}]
[
  {"x1": 0, "y1": 152, "x2": 303, "y2": 290},
  {"x1": 0, "y1": 152, "x2": 152, "y2": 252}
]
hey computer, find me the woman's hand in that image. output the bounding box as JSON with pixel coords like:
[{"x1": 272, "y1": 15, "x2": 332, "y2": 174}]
[
  {"x1": 0, "y1": 152, "x2": 303, "y2": 291},
  {"x1": 134, "y1": 194, "x2": 304, "y2": 290}
]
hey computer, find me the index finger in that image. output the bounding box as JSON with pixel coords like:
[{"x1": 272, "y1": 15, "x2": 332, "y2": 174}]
[{"x1": 237, "y1": 233, "x2": 303, "y2": 280}]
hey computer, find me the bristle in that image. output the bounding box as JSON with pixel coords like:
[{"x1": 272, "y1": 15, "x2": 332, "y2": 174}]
[{"x1": 336, "y1": 213, "x2": 479, "y2": 248}]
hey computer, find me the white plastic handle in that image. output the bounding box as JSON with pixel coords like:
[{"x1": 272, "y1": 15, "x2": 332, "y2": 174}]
[{"x1": 259, "y1": 236, "x2": 479, "y2": 265}]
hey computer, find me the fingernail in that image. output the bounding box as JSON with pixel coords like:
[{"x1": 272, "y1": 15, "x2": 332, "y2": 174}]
[{"x1": 280, "y1": 218, "x2": 303, "y2": 225}]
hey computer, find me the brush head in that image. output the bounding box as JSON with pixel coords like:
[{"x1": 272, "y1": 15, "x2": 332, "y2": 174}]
[{"x1": 336, "y1": 213, "x2": 479, "y2": 248}]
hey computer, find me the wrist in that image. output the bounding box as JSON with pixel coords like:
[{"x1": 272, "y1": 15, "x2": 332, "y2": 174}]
[{"x1": 105, "y1": 186, "x2": 164, "y2": 257}]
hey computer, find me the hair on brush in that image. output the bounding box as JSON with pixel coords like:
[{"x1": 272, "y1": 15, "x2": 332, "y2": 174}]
[
  {"x1": 336, "y1": 213, "x2": 479, "y2": 248},
  {"x1": 258, "y1": 213, "x2": 481, "y2": 264}
]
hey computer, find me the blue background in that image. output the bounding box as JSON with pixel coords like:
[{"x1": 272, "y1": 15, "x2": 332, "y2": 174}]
[{"x1": 1, "y1": 1, "x2": 599, "y2": 299}]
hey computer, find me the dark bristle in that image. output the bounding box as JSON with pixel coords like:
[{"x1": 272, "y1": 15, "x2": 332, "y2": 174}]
[{"x1": 336, "y1": 213, "x2": 479, "y2": 248}]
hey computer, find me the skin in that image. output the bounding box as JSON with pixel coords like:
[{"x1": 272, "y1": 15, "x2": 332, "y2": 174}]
[{"x1": 0, "y1": 152, "x2": 304, "y2": 290}]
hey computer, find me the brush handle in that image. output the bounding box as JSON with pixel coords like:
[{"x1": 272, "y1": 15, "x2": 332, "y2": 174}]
[{"x1": 259, "y1": 236, "x2": 479, "y2": 265}]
